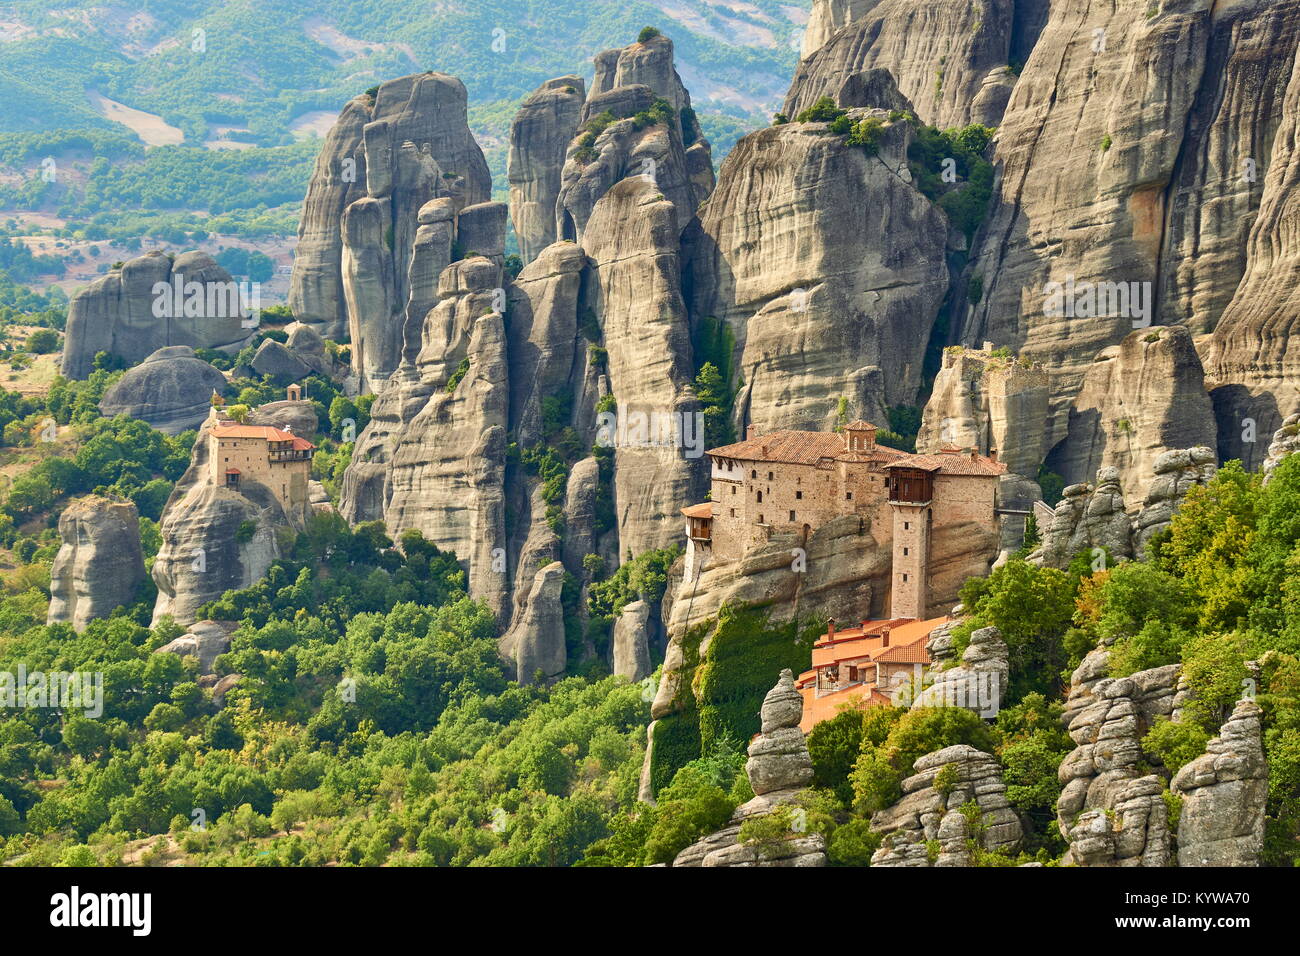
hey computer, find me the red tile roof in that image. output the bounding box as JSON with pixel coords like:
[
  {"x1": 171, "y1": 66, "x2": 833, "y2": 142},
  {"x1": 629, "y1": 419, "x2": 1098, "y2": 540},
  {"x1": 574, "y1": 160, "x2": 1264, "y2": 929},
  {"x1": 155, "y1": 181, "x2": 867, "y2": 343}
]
[
  {"x1": 811, "y1": 616, "x2": 943, "y2": 668},
  {"x1": 708, "y1": 429, "x2": 907, "y2": 467},
  {"x1": 885, "y1": 449, "x2": 1006, "y2": 476},
  {"x1": 681, "y1": 502, "x2": 714, "y2": 519},
  {"x1": 212, "y1": 424, "x2": 315, "y2": 451}
]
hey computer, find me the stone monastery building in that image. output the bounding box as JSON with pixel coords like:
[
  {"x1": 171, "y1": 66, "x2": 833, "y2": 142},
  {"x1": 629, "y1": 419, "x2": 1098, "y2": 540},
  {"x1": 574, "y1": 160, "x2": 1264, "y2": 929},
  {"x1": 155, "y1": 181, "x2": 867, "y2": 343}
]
[
  {"x1": 206, "y1": 390, "x2": 315, "y2": 513},
  {"x1": 681, "y1": 421, "x2": 1005, "y2": 620}
]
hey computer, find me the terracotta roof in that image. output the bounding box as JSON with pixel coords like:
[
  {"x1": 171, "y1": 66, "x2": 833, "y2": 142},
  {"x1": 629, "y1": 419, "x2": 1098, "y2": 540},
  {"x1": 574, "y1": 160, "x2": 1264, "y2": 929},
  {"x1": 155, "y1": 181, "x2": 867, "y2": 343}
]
[
  {"x1": 681, "y1": 502, "x2": 714, "y2": 519},
  {"x1": 707, "y1": 428, "x2": 906, "y2": 466},
  {"x1": 225, "y1": 468, "x2": 241, "y2": 475},
  {"x1": 874, "y1": 641, "x2": 931, "y2": 664},
  {"x1": 885, "y1": 449, "x2": 1006, "y2": 476},
  {"x1": 798, "y1": 683, "x2": 894, "y2": 734},
  {"x1": 811, "y1": 616, "x2": 944, "y2": 668},
  {"x1": 212, "y1": 424, "x2": 315, "y2": 451}
]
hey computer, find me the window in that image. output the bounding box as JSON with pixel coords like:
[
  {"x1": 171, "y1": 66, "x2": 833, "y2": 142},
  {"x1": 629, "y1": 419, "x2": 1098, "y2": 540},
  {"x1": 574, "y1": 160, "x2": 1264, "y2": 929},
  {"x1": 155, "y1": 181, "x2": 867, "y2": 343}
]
[
  {"x1": 796, "y1": 491, "x2": 803, "y2": 500},
  {"x1": 731, "y1": 485, "x2": 736, "y2": 494},
  {"x1": 903, "y1": 547, "x2": 909, "y2": 556},
  {"x1": 902, "y1": 573, "x2": 909, "y2": 582},
  {"x1": 846, "y1": 492, "x2": 853, "y2": 500},
  {"x1": 848, "y1": 666, "x2": 859, "y2": 682},
  {"x1": 758, "y1": 515, "x2": 764, "y2": 524},
  {"x1": 789, "y1": 511, "x2": 796, "y2": 521},
  {"x1": 730, "y1": 508, "x2": 736, "y2": 517},
  {"x1": 904, "y1": 522, "x2": 910, "y2": 531},
  {"x1": 768, "y1": 472, "x2": 774, "y2": 481},
  {"x1": 751, "y1": 470, "x2": 757, "y2": 479},
  {"x1": 757, "y1": 491, "x2": 763, "y2": 503}
]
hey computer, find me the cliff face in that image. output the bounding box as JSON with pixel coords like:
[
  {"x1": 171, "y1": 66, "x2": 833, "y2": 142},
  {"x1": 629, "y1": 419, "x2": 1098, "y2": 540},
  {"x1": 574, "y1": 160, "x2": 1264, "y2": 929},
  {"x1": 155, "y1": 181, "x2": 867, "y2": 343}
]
[
  {"x1": 1048, "y1": 326, "x2": 1217, "y2": 505},
  {"x1": 1205, "y1": 3, "x2": 1300, "y2": 469},
  {"x1": 47, "y1": 496, "x2": 145, "y2": 631},
  {"x1": 288, "y1": 73, "x2": 492, "y2": 391},
  {"x1": 62, "y1": 251, "x2": 254, "y2": 380},
  {"x1": 508, "y1": 77, "x2": 586, "y2": 264},
  {"x1": 685, "y1": 114, "x2": 948, "y2": 431},
  {"x1": 961, "y1": 1, "x2": 1212, "y2": 446},
  {"x1": 786, "y1": 0, "x2": 1020, "y2": 128}
]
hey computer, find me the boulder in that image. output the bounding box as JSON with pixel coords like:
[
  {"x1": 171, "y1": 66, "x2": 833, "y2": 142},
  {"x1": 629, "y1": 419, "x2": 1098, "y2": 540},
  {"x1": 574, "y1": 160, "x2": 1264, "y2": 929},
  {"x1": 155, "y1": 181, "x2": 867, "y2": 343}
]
[
  {"x1": 98, "y1": 346, "x2": 229, "y2": 435},
  {"x1": 154, "y1": 621, "x2": 237, "y2": 676},
  {"x1": 250, "y1": 339, "x2": 313, "y2": 381}
]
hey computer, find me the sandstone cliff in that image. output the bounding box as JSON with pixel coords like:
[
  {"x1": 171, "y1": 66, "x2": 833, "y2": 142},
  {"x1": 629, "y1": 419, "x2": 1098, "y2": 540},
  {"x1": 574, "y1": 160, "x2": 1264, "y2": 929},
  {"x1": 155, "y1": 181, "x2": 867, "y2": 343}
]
[
  {"x1": 787, "y1": 0, "x2": 1021, "y2": 128},
  {"x1": 685, "y1": 113, "x2": 948, "y2": 432},
  {"x1": 508, "y1": 77, "x2": 586, "y2": 264},
  {"x1": 62, "y1": 251, "x2": 254, "y2": 380}
]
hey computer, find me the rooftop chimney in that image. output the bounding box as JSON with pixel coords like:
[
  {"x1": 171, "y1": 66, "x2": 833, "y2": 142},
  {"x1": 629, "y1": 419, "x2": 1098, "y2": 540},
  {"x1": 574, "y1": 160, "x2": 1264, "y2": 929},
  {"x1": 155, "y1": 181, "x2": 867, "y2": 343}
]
[
  {"x1": 746, "y1": 424, "x2": 757, "y2": 441},
  {"x1": 882, "y1": 629, "x2": 890, "y2": 647},
  {"x1": 827, "y1": 618, "x2": 836, "y2": 639}
]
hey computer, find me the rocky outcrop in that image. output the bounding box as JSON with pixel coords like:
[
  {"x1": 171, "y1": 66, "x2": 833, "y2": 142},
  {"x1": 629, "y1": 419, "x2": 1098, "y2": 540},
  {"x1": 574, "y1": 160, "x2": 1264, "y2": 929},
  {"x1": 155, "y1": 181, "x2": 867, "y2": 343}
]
[
  {"x1": 291, "y1": 72, "x2": 492, "y2": 392},
  {"x1": 1056, "y1": 642, "x2": 1181, "y2": 862},
  {"x1": 590, "y1": 33, "x2": 693, "y2": 115},
  {"x1": 508, "y1": 77, "x2": 586, "y2": 264},
  {"x1": 1171, "y1": 698, "x2": 1268, "y2": 867},
  {"x1": 1030, "y1": 469, "x2": 1133, "y2": 569},
  {"x1": 672, "y1": 671, "x2": 826, "y2": 867},
  {"x1": 1063, "y1": 775, "x2": 1172, "y2": 867},
  {"x1": 1263, "y1": 414, "x2": 1300, "y2": 483},
  {"x1": 283, "y1": 322, "x2": 334, "y2": 378},
  {"x1": 47, "y1": 496, "x2": 145, "y2": 631},
  {"x1": 584, "y1": 178, "x2": 703, "y2": 556},
  {"x1": 62, "y1": 251, "x2": 254, "y2": 380},
  {"x1": 98, "y1": 346, "x2": 229, "y2": 435},
  {"x1": 917, "y1": 345, "x2": 1050, "y2": 479},
  {"x1": 870, "y1": 744, "x2": 1022, "y2": 866},
  {"x1": 613, "y1": 600, "x2": 653, "y2": 682},
  {"x1": 911, "y1": 624, "x2": 1008, "y2": 716},
  {"x1": 1048, "y1": 326, "x2": 1217, "y2": 506},
  {"x1": 1132, "y1": 447, "x2": 1217, "y2": 557},
  {"x1": 685, "y1": 113, "x2": 948, "y2": 431},
  {"x1": 250, "y1": 339, "x2": 313, "y2": 382},
  {"x1": 287, "y1": 96, "x2": 370, "y2": 340},
  {"x1": 787, "y1": 0, "x2": 1020, "y2": 128},
  {"x1": 962, "y1": 2, "x2": 1213, "y2": 446},
  {"x1": 151, "y1": 403, "x2": 316, "y2": 627},
  {"x1": 500, "y1": 560, "x2": 567, "y2": 684},
  {"x1": 154, "y1": 620, "x2": 236, "y2": 676}
]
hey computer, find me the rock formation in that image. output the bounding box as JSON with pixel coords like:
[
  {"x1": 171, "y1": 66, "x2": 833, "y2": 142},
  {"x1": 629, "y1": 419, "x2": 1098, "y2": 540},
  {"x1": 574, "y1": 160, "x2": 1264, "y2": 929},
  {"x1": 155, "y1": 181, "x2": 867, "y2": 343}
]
[
  {"x1": 612, "y1": 600, "x2": 653, "y2": 682},
  {"x1": 917, "y1": 345, "x2": 1050, "y2": 479},
  {"x1": 1171, "y1": 698, "x2": 1268, "y2": 867},
  {"x1": 250, "y1": 339, "x2": 313, "y2": 382},
  {"x1": 62, "y1": 251, "x2": 254, "y2": 380},
  {"x1": 672, "y1": 670, "x2": 827, "y2": 867},
  {"x1": 870, "y1": 744, "x2": 1022, "y2": 866},
  {"x1": 962, "y1": 2, "x2": 1213, "y2": 446},
  {"x1": 1132, "y1": 447, "x2": 1217, "y2": 556},
  {"x1": 500, "y1": 560, "x2": 567, "y2": 685},
  {"x1": 47, "y1": 496, "x2": 146, "y2": 631},
  {"x1": 154, "y1": 620, "x2": 237, "y2": 676},
  {"x1": 1030, "y1": 469, "x2": 1133, "y2": 569},
  {"x1": 1056, "y1": 641, "x2": 1182, "y2": 864},
  {"x1": 98, "y1": 346, "x2": 229, "y2": 435},
  {"x1": 290, "y1": 72, "x2": 493, "y2": 391},
  {"x1": 685, "y1": 112, "x2": 948, "y2": 431},
  {"x1": 1263, "y1": 414, "x2": 1300, "y2": 482},
  {"x1": 787, "y1": 0, "x2": 1021, "y2": 128},
  {"x1": 1048, "y1": 326, "x2": 1217, "y2": 506},
  {"x1": 911, "y1": 623, "x2": 1008, "y2": 715},
  {"x1": 508, "y1": 77, "x2": 586, "y2": 263},
  {"x1": 151, "y1": 402, "x2": 317, "y2": 627}
]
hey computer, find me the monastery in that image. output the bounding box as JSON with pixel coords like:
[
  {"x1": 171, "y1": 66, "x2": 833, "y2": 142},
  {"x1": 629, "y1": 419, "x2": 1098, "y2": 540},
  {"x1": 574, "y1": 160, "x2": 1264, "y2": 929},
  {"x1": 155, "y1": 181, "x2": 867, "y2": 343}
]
[
  {"x1": 681, "y1": 421, "x2": 1004, "y2": 730},
  {"x1": 206, "y1": 385, "x2": 315, "y2": 513}
]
